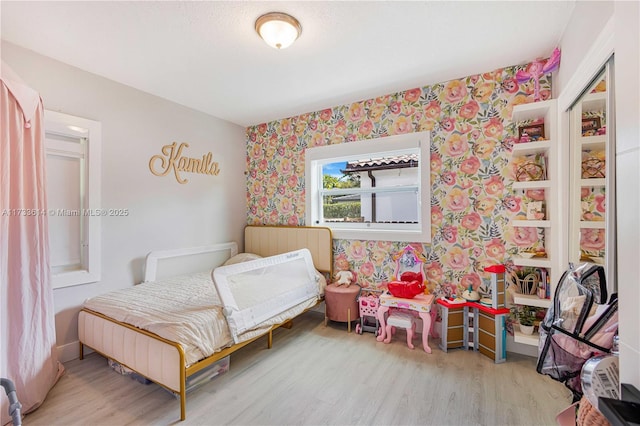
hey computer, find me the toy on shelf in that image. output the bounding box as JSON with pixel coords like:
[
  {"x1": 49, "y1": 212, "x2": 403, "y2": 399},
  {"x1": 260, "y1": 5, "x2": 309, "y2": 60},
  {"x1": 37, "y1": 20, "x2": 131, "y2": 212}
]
[
  {"x1": 355, "y1": 290, "x2": 382, "y2": 335},
  {"x1": 462, "y1": 284, "x2": 480, "y2": 302},
  {"x1": 516, "y1": 47, "x2": 561, "y2": 101}
]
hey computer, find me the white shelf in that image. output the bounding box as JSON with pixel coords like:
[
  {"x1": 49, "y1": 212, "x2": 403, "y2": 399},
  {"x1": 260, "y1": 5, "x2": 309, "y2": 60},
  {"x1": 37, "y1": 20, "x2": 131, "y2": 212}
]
[
  {"x1": 580, "y1": 221, "x2": 606, "y2": 229},
  {"x1": 512, "y1": 180, "x2": 551, "y2": 190},
  {"x1": 581, "y1": 91, "x2": 606, "y2": 113},
  {"x1": 512, "y1": 220, "x2": 550, "y2": 228},
  {"x1": 580, "y1": 178, "x2": 606, "y2": 187},
  {"x1": 514, "y1": 329, "x2": 540, "y2": 346},
  {"x1": 512, "y1": 101, "x2": 554, "y2": 123},
  {"x1": 581, "y1": 135, "x2": 606, "y2": 150},
  {"x1": 512, "y1": 140, "x2": 552, "y2": 156},
  {"x1": 512, "y1": 257, "x2": 552, "y2": 268},
  {"x1": 511, "y1": 99, "x2": 560, "y2": 312},
  {"x1": 513, "y1": 293, "x2": 552, "y2": 308}
]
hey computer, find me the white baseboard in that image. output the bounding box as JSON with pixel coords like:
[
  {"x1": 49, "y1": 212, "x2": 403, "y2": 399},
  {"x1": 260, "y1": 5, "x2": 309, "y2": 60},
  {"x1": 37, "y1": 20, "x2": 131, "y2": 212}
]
[{"x1": 57, "y1": 340, "x2": 93, "y2": 363}]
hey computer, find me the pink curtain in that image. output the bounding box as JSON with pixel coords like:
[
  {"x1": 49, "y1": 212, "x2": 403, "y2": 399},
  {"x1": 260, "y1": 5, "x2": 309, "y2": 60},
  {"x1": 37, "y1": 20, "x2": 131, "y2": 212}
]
[{"x1": 1, "y1": 63, "x2": 63, "y2": 424}]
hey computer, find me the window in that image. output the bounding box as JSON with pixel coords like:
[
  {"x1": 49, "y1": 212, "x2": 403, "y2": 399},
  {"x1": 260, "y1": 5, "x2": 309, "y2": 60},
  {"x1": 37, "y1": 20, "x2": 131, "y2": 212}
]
[
  {"x1": 305, "y1": 132, "x2": 430, "y2": 242},
  {"x1": 44, "y1": 110, "x2": 101, "y2": 288}
]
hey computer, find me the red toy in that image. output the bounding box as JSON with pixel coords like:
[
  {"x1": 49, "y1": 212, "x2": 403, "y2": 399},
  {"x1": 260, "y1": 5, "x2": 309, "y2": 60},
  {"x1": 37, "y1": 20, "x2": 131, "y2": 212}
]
[{"x1": 387, "y1": 280, "x2": 425, "y2": 299}]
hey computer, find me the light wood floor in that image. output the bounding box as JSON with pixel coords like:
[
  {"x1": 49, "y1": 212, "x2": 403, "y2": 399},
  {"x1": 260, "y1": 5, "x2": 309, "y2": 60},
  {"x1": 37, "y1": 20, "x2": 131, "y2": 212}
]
[{"x1": 25, "y1": 310, "x2": 572, "y2": 425}]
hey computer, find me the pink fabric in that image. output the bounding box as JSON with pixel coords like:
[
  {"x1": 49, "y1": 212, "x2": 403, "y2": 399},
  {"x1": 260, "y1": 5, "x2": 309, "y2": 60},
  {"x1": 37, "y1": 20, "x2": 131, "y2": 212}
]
[
  {"x1": 324, "y1": 284, "x2": 360, "y2": 322},
  {"x1": 1, "y1": 64, "x2": 63, "y2": 424}
]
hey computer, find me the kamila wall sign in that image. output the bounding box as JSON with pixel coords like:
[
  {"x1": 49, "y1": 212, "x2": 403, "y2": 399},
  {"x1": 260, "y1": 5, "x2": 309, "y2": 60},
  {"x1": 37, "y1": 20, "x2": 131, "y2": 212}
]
[{"x1": 149, "y1": 142, "x2": 220, "y2": 184}]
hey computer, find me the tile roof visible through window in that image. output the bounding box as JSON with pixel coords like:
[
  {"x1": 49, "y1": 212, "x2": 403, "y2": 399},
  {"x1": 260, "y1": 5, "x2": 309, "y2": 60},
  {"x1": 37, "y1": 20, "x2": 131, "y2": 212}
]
[{"x1": 343, "y1": 154, "x2": 419, "y2": 173}]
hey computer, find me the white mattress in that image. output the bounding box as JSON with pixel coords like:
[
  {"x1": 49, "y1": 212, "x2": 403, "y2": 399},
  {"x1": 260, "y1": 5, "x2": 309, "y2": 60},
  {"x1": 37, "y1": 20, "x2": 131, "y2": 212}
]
[{"x1": 213, "y1": 249, "x2": 320, "y2": 342}]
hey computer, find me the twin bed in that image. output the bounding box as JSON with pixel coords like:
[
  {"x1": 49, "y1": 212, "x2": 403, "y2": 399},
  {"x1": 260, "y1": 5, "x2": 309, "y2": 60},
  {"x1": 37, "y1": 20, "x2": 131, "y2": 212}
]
[{"x1": 78, "y1": 225, "x2": 333, "y2": 421}]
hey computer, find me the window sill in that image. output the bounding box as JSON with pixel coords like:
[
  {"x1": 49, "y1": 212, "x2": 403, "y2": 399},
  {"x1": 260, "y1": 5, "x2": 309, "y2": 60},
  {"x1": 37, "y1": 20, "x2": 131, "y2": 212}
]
[
  {"x1": 330, "y1": 227, "x2": 431, "y2": 243},
  {"x1": 52, "y1": 270, "x2": 100, "y2": 289}
]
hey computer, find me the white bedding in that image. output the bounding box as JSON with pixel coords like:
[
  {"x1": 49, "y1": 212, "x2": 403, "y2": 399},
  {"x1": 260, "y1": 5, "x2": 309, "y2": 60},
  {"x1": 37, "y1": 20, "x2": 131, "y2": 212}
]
[
  {"x1": 83, "y1": 271, "x2": 230, "y2": 366},
  {"x1": 83, "y1": 252, "x2": 322, "y2": 366}
]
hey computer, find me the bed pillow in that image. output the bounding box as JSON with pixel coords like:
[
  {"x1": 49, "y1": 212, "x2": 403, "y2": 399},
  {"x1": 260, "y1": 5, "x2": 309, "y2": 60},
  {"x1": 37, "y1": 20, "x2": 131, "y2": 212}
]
[
  {"x1": 316, "y1": 271, "x2": 327, "y2": 296},
  {"x1": 223, "y1": 252, "x2": 263, "y2": 266}
]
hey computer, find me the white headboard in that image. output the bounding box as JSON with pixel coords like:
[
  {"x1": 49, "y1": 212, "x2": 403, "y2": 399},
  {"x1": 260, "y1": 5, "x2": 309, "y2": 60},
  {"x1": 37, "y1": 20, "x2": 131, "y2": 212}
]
[{"x1": 143, "y1": 242, "x2": 238, "y2": 282}]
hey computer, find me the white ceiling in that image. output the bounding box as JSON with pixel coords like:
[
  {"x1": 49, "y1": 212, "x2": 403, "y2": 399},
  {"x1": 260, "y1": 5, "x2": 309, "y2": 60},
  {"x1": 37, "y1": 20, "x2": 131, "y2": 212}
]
[{"x1": 1, "y1": 1, "x2": 575, "y2": 127}]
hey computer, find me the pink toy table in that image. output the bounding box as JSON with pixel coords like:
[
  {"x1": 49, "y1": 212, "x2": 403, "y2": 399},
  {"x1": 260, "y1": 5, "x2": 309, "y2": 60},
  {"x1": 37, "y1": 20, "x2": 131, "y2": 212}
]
[{"x1": 376, "y1": 292, "x2": 435, "y2": 353}]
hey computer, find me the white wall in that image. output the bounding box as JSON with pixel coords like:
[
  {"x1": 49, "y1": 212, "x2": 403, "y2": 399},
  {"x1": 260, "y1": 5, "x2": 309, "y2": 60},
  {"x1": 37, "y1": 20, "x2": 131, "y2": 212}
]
[
  {"x1": 553, "y1": 1, "x2": 614, "y2": 99},
  {"x1": 612, "y1": 0, "x2": 640, "y2": 391},
  {"x1": 2, "y1": 42, "x2": 247, "y2": 362},
  {"x1": 556, "y1": 1, "x2": 640, "y2": 391}
]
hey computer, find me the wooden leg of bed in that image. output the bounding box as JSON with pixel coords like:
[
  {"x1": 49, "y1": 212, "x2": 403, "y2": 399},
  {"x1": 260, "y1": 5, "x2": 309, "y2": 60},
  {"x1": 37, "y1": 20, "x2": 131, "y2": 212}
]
[
  {"x1": 267, "y1": 330, "x2": 273, "y2": 349},
  {"x1": 79, "y1": 342, "x2": 84, "y2": 360},
  {"x1": 282, "y1": 320, "x2": 293, "y2": 329}
]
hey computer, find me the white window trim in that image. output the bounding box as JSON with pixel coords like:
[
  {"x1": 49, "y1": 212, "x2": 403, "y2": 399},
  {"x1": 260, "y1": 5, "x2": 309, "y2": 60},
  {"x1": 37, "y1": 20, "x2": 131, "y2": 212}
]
[
  {"x1": 305, "y1": 132, "x2": 431, "y2": 243},
  {"x1": 45, "y1": 110, "x2": 101, "y2": 288}
]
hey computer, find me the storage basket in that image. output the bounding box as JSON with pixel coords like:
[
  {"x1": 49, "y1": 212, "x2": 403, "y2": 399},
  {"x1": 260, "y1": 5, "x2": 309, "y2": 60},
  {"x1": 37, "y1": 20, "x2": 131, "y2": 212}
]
[{"x1": 510, "y1": 272, "x2": 539, "y2": 295}]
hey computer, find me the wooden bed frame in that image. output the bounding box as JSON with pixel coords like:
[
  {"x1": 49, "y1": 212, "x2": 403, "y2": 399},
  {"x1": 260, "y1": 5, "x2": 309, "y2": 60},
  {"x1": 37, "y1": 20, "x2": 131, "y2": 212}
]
[{"x1": 78, "y1": 225, "x2": 332, "y2": 421}]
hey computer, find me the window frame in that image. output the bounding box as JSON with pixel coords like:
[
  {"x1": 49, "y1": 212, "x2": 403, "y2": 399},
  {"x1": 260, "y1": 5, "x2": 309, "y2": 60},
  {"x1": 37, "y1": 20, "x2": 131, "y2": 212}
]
[
  {"x1": 305, "y1": 132, "x2": 430, "y2": 242},
  {"x1": 44, "y1": 110, "x2": 101, "y2": 289}
]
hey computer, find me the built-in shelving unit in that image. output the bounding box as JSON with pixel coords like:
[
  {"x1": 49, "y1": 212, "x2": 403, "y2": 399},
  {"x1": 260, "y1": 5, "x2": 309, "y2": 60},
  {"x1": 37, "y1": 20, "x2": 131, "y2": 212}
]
[
  {"x1": 514, "y1": 327, "x2": 541, "y2": 346},
  {"x1": 568, "y1": 76, "x2": 614, "y2": 297},
  {"x1": 510, "y1": 99, "x2": 560, "y2": 347}
]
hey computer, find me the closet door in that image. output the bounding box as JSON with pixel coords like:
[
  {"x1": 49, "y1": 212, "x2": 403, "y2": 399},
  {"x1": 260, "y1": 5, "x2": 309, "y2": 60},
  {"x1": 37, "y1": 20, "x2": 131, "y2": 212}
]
[{"x1": 568, "y1": 60, "x2": 616, "y2": 297}]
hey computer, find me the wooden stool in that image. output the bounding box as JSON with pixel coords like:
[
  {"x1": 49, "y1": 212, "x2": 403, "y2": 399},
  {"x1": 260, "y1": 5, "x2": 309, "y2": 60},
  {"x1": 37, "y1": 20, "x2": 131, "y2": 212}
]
[{"x1": 324, "y1": 284, "x2": 360, "y2": 332}]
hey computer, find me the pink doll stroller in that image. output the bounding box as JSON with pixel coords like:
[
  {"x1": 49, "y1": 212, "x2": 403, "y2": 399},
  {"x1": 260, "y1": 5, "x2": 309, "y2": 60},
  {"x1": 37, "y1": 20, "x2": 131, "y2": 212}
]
[
  {"x1": 536, "y1": 262, "x2": 618, "y2": 402},
  {"x1": 355, "y1": 290, "x2": 382, "y2": 335}
]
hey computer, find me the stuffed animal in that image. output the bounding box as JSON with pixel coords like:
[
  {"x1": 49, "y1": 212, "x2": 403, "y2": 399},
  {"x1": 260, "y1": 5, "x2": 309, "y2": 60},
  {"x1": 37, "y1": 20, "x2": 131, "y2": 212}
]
[
  {"x1": 333, "y1": 257, "x2": 355, "y2": 287},
  {"x1": 516, "y1": 47, "x2": 561, "y2": 101}
]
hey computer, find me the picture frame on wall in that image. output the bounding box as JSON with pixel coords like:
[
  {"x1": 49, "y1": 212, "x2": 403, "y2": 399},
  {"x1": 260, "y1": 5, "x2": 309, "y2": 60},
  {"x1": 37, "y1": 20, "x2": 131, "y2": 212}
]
[
  {"x1": 581, "y1": 117, "x2": 601, "y2": 137},
  {"x1": 518, "y1": 123, "x2": 545, "y2": 142}
]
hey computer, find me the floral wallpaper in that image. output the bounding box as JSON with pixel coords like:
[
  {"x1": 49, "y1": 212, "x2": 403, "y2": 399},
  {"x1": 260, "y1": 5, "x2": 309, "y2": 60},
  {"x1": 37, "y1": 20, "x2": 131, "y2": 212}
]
[{"x1": 246, "y1": 63, "x2": 552, "y2": 299}]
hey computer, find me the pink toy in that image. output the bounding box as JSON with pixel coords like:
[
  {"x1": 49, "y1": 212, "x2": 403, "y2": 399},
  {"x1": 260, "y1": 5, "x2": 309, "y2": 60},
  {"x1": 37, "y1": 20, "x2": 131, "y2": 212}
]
[
  {"x1": 376, "y1": 293, "x2": 436, "y2": 353},
  {"x1": 333, "y1": 257, "x2": 356, "y2": 287},
  {"x1": 383, "y1": 311, "x2": 417, "y2": 349},
  {"x1": 355, "y1": 292, "x2": 381, "y2": 335},
  {"x1": 516, "y1": 47, "x2": 561, "y2": 101},
  {"x1": 387, "y1": 280, "x2": 424, "y2": 299},
  {"x1": 391, "y1": 244, "x2": 428, "y2": 287}
]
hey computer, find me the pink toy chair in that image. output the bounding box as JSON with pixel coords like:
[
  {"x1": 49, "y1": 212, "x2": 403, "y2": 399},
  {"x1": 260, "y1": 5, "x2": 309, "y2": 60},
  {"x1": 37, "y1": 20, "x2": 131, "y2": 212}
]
[{"x1": 383, "y1": 310, "x2": 417, "y2": 349}]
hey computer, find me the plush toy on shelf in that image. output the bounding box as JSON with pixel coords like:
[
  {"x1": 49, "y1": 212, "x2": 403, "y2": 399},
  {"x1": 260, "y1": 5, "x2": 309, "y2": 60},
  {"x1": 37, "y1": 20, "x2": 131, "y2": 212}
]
[
  {"x1": 516, "y1": 47, "x2": 561, "y2": 101},
  {"x1": 333, "y1": 257, "x2": 356, "y2": 287}
]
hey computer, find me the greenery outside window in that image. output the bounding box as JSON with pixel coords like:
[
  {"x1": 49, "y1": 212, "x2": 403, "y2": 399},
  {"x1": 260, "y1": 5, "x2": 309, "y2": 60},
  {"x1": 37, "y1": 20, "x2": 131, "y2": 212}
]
[{"x1": 305, "y1": 132, "x2": 430, "y2": 242}]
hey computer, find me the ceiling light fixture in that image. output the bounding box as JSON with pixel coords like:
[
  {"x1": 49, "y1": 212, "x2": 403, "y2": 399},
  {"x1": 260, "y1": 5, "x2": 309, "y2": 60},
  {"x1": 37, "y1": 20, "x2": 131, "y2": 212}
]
[{"x1": 255, "y1": 12, "x2": 302, "y2": 50}]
